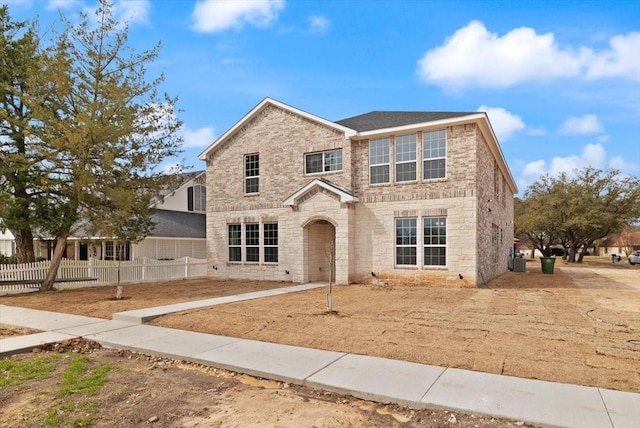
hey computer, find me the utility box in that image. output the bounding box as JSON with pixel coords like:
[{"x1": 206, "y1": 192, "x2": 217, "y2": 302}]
[{"x1": 513, "y1": 257, "x2": 526, "y2": 272}]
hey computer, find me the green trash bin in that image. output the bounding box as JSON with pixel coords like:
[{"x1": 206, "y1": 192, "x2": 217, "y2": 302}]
[{"x1": 541, "y1": 257, "x2": 556, "y2": 274}]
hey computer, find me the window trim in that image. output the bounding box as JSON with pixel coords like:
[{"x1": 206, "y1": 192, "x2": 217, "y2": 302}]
[
  {"x1": 422, "y1": 129, "x2": 447, "y2": 181},
  {"x1": 304, "y1": 149, "x2": 343, "y2": 174},
  {"x1": 263, "y1": 222, "x2": 278, "y2": 263},
  {"x1": 244, "y1": 153, "x2": 259, "y2": 194},
  {"x1": 395, "y1": 218, "x2": 417, "y2": 266},
  {"x1": 394, "y1": 133, "x2": 417, "y2": 183},
  {"x1": 369, "y1": 137, "x2": 390, "y2": 185},
  {"x1": 423, "y1": 217, "x2": 447, "y2": 267},
  {"x1": 245, "y1": 223, "x2": 259, "y2": 263},
  {"x1": 228, "y1": 224, "x2": 242, "y2": 262}
]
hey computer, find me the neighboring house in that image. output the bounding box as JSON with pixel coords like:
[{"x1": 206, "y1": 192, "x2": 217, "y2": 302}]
[
  {"x1": 597, "y1": 226, "x2": 640, "y2": 256},
  {"x1": 34, "y1": 171, "x2": 207, "y2": 261},
  {"x1": 199, "y1": 98, "x2": 517, "y2": 287},
  {"x1": 0, "y1": 225, "x2": 15, "y2": 257}
]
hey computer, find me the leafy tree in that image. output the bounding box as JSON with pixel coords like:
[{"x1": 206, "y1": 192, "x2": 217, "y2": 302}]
[
  {"x1": 25, "y1": 0, "x2": 183, "y2": 290},
  {"x1": 0, "y1": 6, "x2": 41, "y2": 263},
  {"x1": 514, "y1": 195, "x2": 559, "y2": 258},
  {"x1": 516, "y1": 167, "x2": 640, "y2": 263}
]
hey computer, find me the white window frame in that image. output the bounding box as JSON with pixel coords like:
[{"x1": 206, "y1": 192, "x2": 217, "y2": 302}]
[
  {"x1": 228, "y1": 224, "x2": 242, "y2": 262},
  {"x1": 423, "y1": 130, "x2": 447, "y2": 180},
  {"x1": 305, "y1": 149, "x2": 342, "y2": 174},
  {"x1": 423, "y1": 217, "x2": 447, "y2": 267},
  {"x1": 193, "y1": 184, "x2": 206, "y2": 212},
  {"x1": 395, "y1": 134, "x2": 417, "y2": 182},
  {"x1": 395, "y1": 218, "x2": 417, "y2": 266},
  {"x1": 244, "y1": 153, "x2": 259, "y2": 194},
  {"x1": 263, "y1": 223, "x2": 278, "y2": 263},
  {"x1": 245, "y1": 223, "x2": 259, "y2": 262},
  {"x1": 369, "y1": 137, "x2": 390, "y2": 184}
]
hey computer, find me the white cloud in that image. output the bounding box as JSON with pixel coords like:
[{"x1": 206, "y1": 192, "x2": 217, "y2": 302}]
[
  {"x1": 558, "y1": 114, "x2": 604, "y2": 135},
  {"x1": 521, "y1": 143, "x2": 607, "y2": 181},
  {"x1": 477, "y1": 105, "x2": 525, "y2": 142},
  {"x1": 191, "y1": 0, "x2": 285, "y2": 33},
  {"x1": 586, "y1": 32, "x2": 640, "y2": 81},
  {"x1": 609, "y1": 156, "x2": 640, "y2": 174},
  {"x1": 182, "y1": 125, "x2": 216, "y2": 148},
  {"x1": 549, "y1": 143, "x2": 605, "y2": 176},
  {"x1": 417, "y1": 21, "x2": 582, "y2": 89},
  {"x1": 79, "y1": 0, "x2": 150, "y2": 27},
  {"x1": 416, "y1": 21, "x2": 638, "y2": 90},
  {"x1": 309, "y1": 15, "x2": 330, "y2": 34},
  {"x1": 522, "y1": 160, "x2": 546, "y2": 178},
  {"x1": 46, "y1": 0, "x2": 81, "y2": 10},
  {"x1": 116, "y1": 0, "x2": 150, "y2": 25}
]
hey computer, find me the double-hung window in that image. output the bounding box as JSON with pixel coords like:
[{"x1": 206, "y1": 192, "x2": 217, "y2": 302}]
[
  {"x1": 305, "y1": 149, "x2": 342, "y2": 174},
  {"x1": 423, "y1": 217, "x2": 446, "y2": 266},
  {"x1": 244, "y1": 154, "x2": 259, "y2": 194},
  {"x1": 245, "y1": 224, "x2": 259, "y2": 262},
  {"x1": 228, "y1": 224, "x2": 241, "y2": 262},
  {"x1": 188, "y1": 184, "x2": 206, "y2": 212},
  {"x1": 395, "y1": 134, "x2": 417, "y2": 182},
  {"x1": 369, "y1": 137, "x2": 390, "y2": 184},
  {"x1": 263, "y1": 223, "x2": 278, "y2": 263},
  {"x1": 395, "y1": 218, "x2": 417, "y2": 265},
  {"x1": 423, "y1": 130, "x2": 446, "y2": 179}
]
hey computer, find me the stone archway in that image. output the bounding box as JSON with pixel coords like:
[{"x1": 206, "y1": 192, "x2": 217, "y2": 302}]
[{"x1": 303, "y1": 218, "x2": 336, "y2": 283}]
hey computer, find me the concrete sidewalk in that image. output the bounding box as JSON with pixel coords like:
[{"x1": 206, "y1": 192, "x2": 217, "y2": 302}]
[{"x1": 1, "y1": 287, "x2": 639, "y2": 428}]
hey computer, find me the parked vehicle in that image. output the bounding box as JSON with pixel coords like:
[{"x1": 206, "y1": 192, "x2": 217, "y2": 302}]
[{"x1": 629, "y1": 250, "x2": 640, "y2": 265}]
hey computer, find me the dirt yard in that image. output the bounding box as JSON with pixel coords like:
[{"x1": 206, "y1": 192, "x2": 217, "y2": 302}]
[{"x1": 1, "y1": 258, "x2": 638, "y2": 426}]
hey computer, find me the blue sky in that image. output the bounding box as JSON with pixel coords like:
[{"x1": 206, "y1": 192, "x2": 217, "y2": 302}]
[{"x1": 5, "y1": 0, "x2": 640, "y2": 194}]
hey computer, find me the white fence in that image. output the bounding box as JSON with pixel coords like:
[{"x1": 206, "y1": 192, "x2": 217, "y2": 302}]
[{"x1": 0, "y1": 257, "x2": 208, "y2": 290}]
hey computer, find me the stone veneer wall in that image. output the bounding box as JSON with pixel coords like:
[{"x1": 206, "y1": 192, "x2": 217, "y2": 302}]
[
  {"x1": 205, "y1": 104, "x2": 352, "y2": 283},
  {"x1": 205, "y1": 105, "x2": 514, "y2": 287},
  {"x1": 474, "y1": 130, "x2": 514, "y2": 286}
]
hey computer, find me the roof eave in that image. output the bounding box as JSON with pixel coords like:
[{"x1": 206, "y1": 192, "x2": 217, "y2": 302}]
[{"x1": 354, "y1": 113, "x2": 486, "y2": 139}]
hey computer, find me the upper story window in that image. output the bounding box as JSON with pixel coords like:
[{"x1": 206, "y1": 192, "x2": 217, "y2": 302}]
[
  {"x1": 395, "y1": 134, "x2": 417, "y2": 182},
  {"x1": 423, "y1": 130, "x2": 446, "y2": 180},
  {"x1": 244, "y1": 154, "x2": 259, "y2": 194},
  {"x1": 369, "y1": 137, "x2": 390, "y2": 184},
  {"x1": 305, "y1": 149, "x2": 342, "y2": 174},
  {"x1": 187, "y1": 184, "x2": 206, "y2": 212}
]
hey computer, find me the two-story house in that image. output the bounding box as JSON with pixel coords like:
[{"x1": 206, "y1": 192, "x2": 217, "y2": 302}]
[{"x1": 199, "y1": 98, "x2": 517, "y2": 287}]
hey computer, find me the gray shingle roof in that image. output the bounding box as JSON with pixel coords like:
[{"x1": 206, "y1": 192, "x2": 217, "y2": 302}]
[
  {"x1": 150, "y1": 210, "x2": 205, "y2": 238},
  {"x1": 335, "y1": 111, "x2": 476, "y2": 132}
]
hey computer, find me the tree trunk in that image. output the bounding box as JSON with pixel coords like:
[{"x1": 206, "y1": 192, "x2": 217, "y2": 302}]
[
  {"x1": 14, "y1": 228, "x2": 36, "y2": 263},
  {"x1": 40, "y1": 232, "x2": 69, "y2": 291},
  {"x1": 568, "y1": 245, "x2": 577, "y2": 263}
]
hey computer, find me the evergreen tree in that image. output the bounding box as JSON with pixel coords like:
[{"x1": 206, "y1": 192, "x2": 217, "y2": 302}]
[
  {"x1": 26, "y1": 0, "x2": 183, "y2": 290},
  {"x1": 0, "y1": 6, "x2": 41, "y2": 263}
]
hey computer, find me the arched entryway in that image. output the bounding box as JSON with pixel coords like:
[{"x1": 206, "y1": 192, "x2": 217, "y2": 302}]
[{"x1": 303, "y1": 218, "x2": 336, "y2": 283}]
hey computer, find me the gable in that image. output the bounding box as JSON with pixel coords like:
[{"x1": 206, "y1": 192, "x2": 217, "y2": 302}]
[
  {"x1": 283, "y1": 179, "x2": 357, "y2": 207},
  {"x1": 198, "y1": 97, "x2": 356, "y2": 161}
]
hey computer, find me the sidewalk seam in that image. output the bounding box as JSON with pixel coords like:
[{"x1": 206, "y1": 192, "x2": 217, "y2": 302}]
[
  {"x1": 302, "y1": 352, "x2": 349, "y2": 382},
  {"x1": 597, "y1": 388, "x2": 615, "y2": 428},
  {"x1": 419, "y1": 366, "x2": 448, "y2": 402}
]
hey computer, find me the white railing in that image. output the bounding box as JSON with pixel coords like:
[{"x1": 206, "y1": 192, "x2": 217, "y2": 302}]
[{"x1": 0, "y1": 257, "x2": 208, "y2": 290}]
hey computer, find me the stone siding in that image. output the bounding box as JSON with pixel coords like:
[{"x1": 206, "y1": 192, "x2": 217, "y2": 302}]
[
  {"x1": 205, "y1": 104, "x2": 514, "y2": 287},
  {"x1": 474, "y1": 131, "x2": 514, "y2": 285}
]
